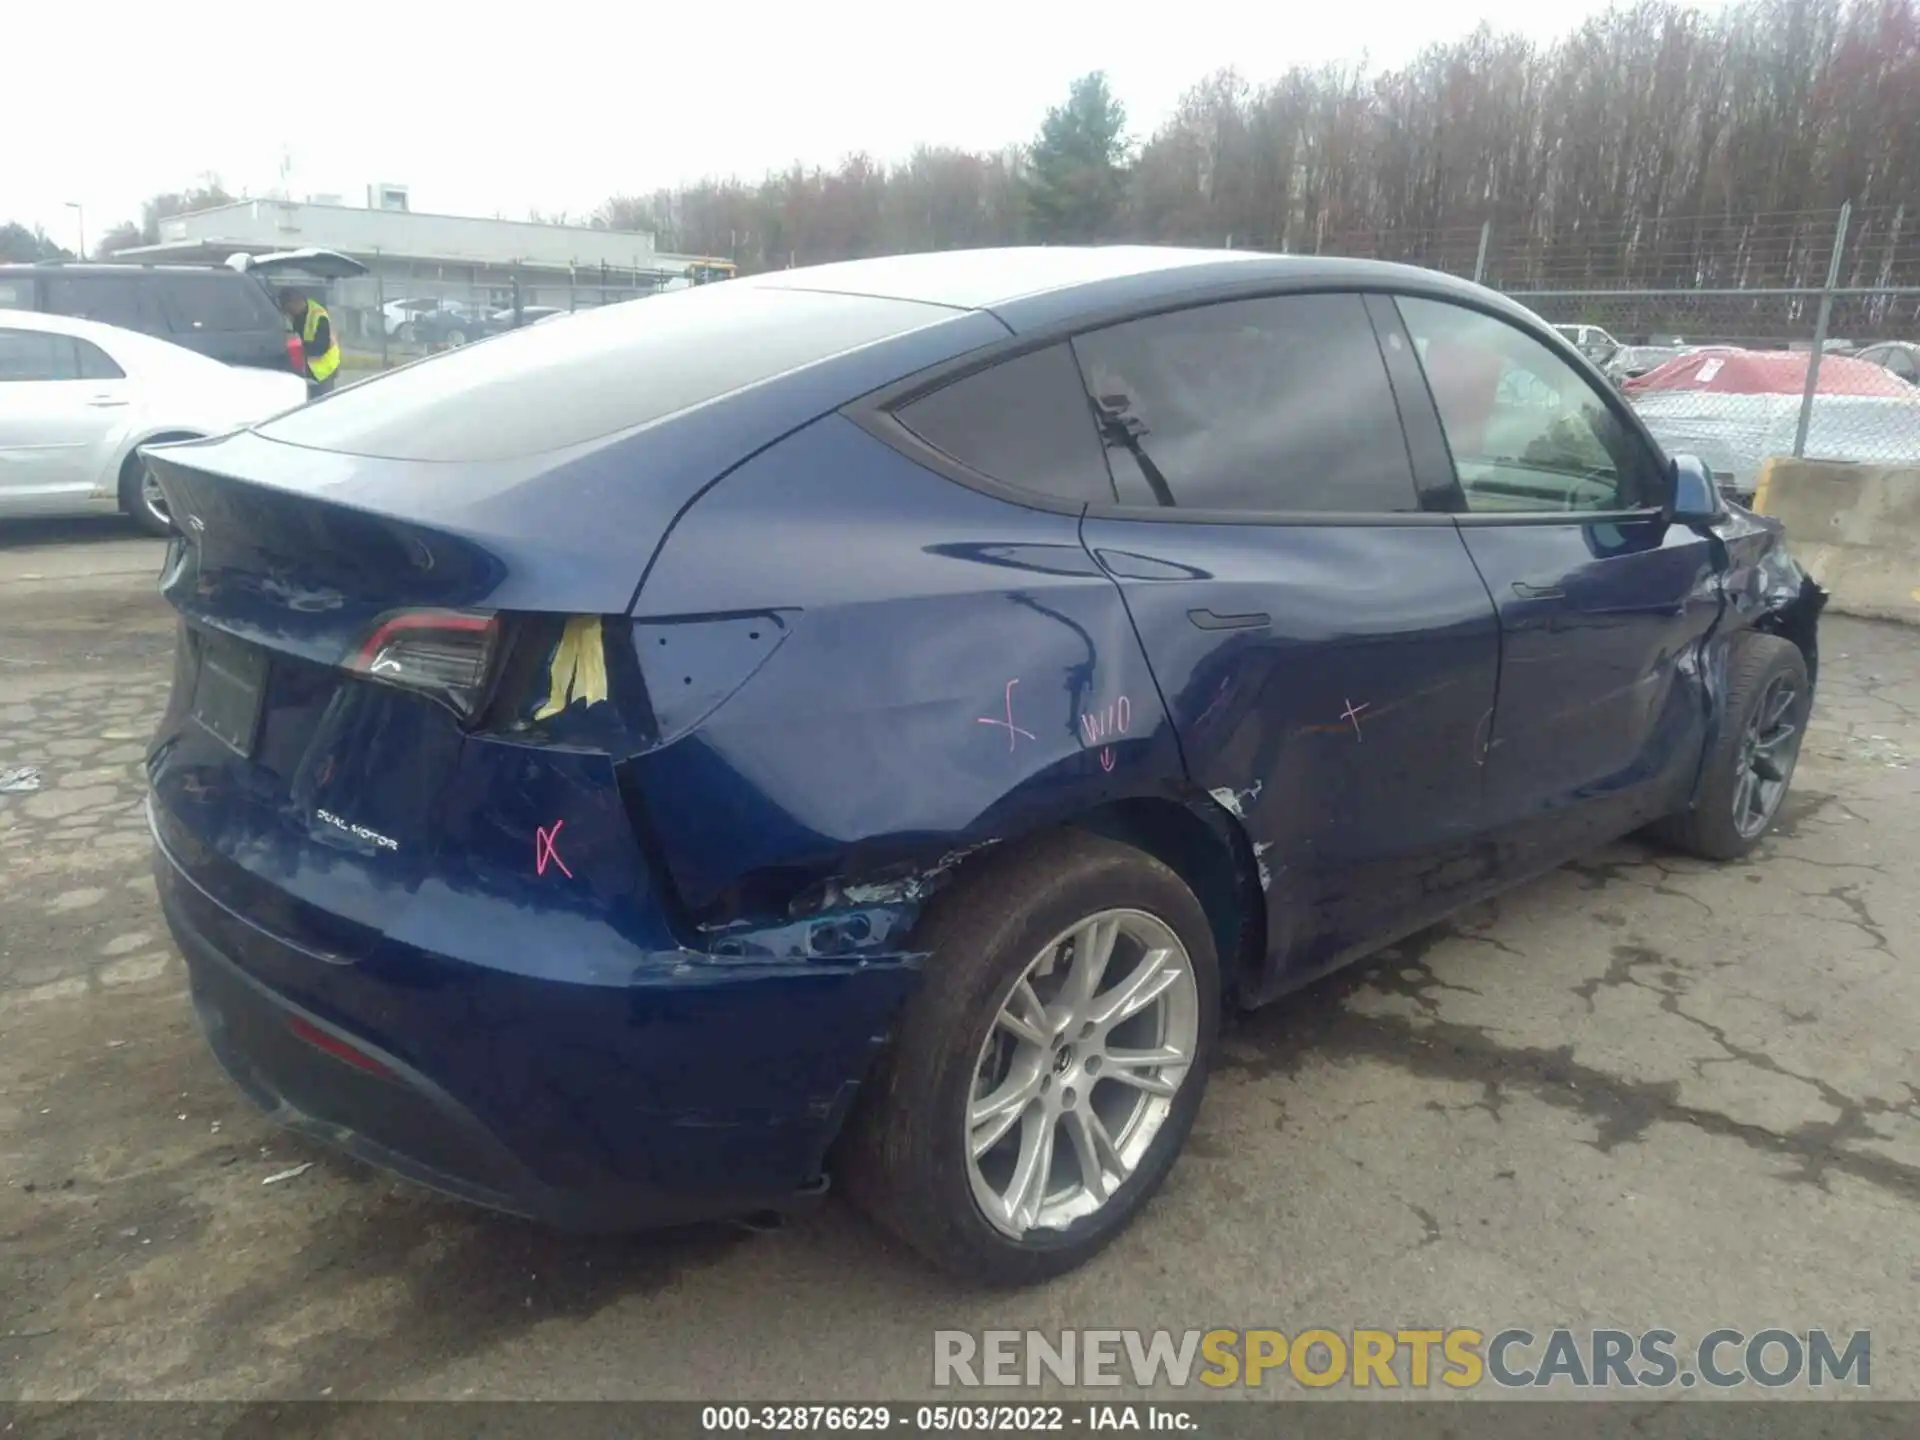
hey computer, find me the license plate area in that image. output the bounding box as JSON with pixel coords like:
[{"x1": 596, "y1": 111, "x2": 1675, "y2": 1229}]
[{"x1": 191, "y1": 629, "x2": 268, "y2": 757}]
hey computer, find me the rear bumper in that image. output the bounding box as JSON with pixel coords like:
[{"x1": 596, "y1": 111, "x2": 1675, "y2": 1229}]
[{"x1": 153, "y1": 815, "x2": 920, "y2": 1232}]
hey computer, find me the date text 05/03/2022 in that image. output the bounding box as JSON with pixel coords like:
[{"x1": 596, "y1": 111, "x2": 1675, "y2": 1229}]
[{"x1": 699, "y1": 1404, "x2": 1195, "y2": 1433}]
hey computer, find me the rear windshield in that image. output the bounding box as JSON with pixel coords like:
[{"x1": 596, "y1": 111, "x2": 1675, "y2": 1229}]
[{"x1": 258, "y1": 285, "x2": 951, "y2": 462}]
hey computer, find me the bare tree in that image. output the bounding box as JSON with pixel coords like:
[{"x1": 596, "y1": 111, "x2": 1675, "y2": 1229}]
[{"x1": 589, "y1": 0, "x2": 1920, "y2": 286}]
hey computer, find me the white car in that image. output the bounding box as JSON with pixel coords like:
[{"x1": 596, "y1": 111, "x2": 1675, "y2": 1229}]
[
  {"x1": 1553, "y1": 323, "x2": 1621, "y2": 363},
  {"x1": 379, "y1": 297, "x2": 440, "y2": 338},
  {"x1": 0, "y1": 310, "x2": 308, "y2": 534}
]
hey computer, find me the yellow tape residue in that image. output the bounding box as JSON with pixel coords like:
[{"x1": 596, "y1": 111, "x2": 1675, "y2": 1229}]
[
  {"x1": 1751, "y1": 456, "x2": 1778, "y2": 515},
  {"x1": 533, "y1": 616, "x2": 609, "y2": 720}
]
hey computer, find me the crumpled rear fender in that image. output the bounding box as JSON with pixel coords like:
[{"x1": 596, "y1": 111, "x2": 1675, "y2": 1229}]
[{"x1": 1686, "y1": 508, "x2": 1829, "y2": 810}]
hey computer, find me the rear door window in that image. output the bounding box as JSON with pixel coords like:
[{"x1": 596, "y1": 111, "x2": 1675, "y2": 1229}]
[
  {"x1": 0, "y1": 277, "x2": 33, "y2": 309},
  {"x1": 42, "y1": 275, "x2": 151, "y2": 331},
  {"x1": 1069, "y1": 292, "x2": 1420, "y2": 514},
  {"x1": 0, "y1": 329, "x2": 80, "y2": 381},
  {"x1": 157, "y1": 273, "x2": 279, "y2": 333},
  {"x1": 75, "y1": 338, "x2": 125, "y2": 379},
  {"x1": 894, "y1": 343, "x2": 1115, "y2": 504}
]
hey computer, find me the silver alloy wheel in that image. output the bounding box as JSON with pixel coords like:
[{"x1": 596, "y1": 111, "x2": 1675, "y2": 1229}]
[
  {"x1": 965, "y1": 908, "x2": 1200, "y2": 1240},
  {"x1": 1734, "y1": 672, "x2": 1802, "y2": 838},
  {"x1": 140, "y1": 461, "x2": 171, "y2": 528}
]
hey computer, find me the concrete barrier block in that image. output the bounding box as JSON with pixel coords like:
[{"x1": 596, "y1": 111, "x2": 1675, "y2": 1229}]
[{"x1": 1753, "y1": 457, "x2": 1920, "y2": 624}]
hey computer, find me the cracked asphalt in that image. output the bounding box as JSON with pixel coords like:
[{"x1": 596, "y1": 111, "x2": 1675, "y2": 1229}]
[{"x1": 2, "y1": 518, "x2": 1917, "y2": 1402}]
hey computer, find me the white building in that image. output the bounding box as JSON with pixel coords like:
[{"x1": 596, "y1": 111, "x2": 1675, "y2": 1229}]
[{"x1": 115, "y1": 192, "x2": 728, "y2": 345}]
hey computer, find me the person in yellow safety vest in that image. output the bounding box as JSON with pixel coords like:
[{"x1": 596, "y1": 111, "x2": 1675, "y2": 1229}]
[{"x1": 278, "y1": 288, "x2": 342, "y2": 397}]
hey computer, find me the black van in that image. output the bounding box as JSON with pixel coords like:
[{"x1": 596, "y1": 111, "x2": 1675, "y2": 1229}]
[{"x1": 0, "y1": 249, "x2": 366, "y2": 374}]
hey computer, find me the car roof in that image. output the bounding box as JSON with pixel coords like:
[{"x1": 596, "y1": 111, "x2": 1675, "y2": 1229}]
[
  {"x1": 0, "y1": 307, "x2": 134, "y2": 342},
  {"x1": 738, "y1": 246, "x2": 1506, "y2": 334}
]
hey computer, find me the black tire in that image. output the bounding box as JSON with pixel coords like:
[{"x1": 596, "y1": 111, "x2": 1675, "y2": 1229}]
[
  {"x1": 445, "y1": 328, "x2": 469, "y2": 347},
  {"x1": 118, "y1": 448, "x2": 175, "y2": 537},
  {"x1": 1647, "y1": 634, "x2": 1810, "y2": 860},
  {"x1": 840, "y1": 830, "x2": 1220, "y2": 1286},
  {"x1": 397, "y1": 322, "x2": 417, "y2": 344}
]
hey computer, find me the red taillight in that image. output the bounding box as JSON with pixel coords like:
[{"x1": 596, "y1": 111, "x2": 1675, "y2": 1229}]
[
  {"x1": 345, "y1": 608, "x2": 501, "y2": 721},
  {"x1": 287, "y1": 1016, "x2": 396, "y2": 1080},
  {"x1": 286, "y1": 335, "x2": 306, "y2": 374}
]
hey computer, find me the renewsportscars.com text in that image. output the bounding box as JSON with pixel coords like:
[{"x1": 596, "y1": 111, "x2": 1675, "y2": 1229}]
[{"x1": 933, "y1": 1328, "x2": 1871, "y2": 1391}]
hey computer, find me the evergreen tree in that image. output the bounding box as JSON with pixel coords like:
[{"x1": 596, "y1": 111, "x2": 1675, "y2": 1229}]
[{"x1": 1026, "y1": 72, "x2": 1131, "y2": 242}]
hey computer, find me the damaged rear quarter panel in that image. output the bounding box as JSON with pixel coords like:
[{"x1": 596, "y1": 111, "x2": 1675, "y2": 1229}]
[
  {"x1": 622, "y1": 413, "x2": 1188, "y2": 936},
  {"x1": 1686, "y1": 506, "x2": 1829, "y2": 803}
]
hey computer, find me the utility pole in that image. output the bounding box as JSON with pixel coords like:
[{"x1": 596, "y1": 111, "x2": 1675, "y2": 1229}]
[{"x1": 1793, "y1": 202, "x2": 1851, "y2": 459}]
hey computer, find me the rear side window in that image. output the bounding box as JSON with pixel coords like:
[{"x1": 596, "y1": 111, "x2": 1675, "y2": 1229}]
[
  {"x1": 0, "y1": 277, "x2": 32, "y2": 309},
  {"x1": 43, "y1": 275, "x2": 151, "y2": 331},
  {"x1": 0, "y1": 329, "x2": 79, "y2": 381},
  {"x1": 1070, "y1": 293, "x2": 1419, "y2": 514},
  {"x1": 75, "y1": 338, "x2": 124, "y2": 379},
  {"x1": 157, "y1": 273, "x2": 279, "y2": 333},
  {"x1": 260, "y1": 285, "x2": 951, "y2": 462},
  {"x1": 894, "y1": 343, "x2": 1115, "y2": 504}
]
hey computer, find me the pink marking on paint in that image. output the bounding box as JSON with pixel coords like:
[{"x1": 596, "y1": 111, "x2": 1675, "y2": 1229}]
[
  {"x1": 976, "y1": 678, "x2": 1037, "y2": 751},
  {"x1": 1341, "y1": 698, "x2": 1370, "y2": 741},
  {"x1": 535, "y1": 820, "x2": 573, "y2": 878},
  {"x1": 1078, "y1": 694, "x2": 1134, "y2": 750},
  {"x1": 1100, "y1": 747, "x2": 1115, "y2": 772}
]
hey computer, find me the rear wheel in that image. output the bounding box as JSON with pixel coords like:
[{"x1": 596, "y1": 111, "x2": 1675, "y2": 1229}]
[
  {"x1": 444, "y1": 327, "x2": 469, "y2": 347},
  {"x1": 841, "y1": 832, "x2": 1219, "y2": 1285},
  {"x1": 1648, "y1": 634, "x2": 1810, "y2": 860}
]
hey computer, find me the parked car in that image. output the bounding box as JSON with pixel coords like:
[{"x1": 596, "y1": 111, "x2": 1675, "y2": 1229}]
[
  {"x1": 488, "y1": 305, "x2": 570, "y2": 329},
  {"x1": 1626, "y1": 348, "x2": 1920, "y2": 501},
  {"x1": 1604, "y1": 344, "x2": 1684, "y2": 385},
  {"x1": 1852, "y1": 340, "x2": 1920, "y2": 385},
  {"x1": 0, "y1": 309, "x2": 307, "y2": 533},
  {"x1": 0, "y1": 249, "x2": 365, "y2": 376},
  {"x1": 379, "y1": 297, "x2": 440, "y2": 339},
  {"x1": 409, "y1": 301, "x2": 493, "y2": 348},
  {"x1": 1552, "y1": 322, "x2": 1620, "y2": 365},
  {"x1": 145, "y1": 248, "x2": 1825, "y2": 1285}
]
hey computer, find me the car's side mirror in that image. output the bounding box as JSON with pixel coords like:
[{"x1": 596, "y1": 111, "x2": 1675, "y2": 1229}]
[{"x1": 1667, "y1": 453, "x2": 1725, "y2": 525}]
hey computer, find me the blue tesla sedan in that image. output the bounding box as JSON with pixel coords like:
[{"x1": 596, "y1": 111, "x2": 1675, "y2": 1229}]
[{"x1": 145, "y1": 248, "x2": 1825, "y2": 1285}]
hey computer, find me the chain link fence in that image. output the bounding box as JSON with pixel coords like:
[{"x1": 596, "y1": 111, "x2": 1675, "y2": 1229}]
[
  {"x1": 1515, "y1": 288, "x2": 1920, "y2": 499},
  {"x1": 310, "y1": 266, "x2": 668, "y2": 374}
]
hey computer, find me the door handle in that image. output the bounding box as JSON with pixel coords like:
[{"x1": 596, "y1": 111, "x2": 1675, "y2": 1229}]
[
  {"x1": 86, "y1": 396, "x2": 129, "y2": 408},
  {"x1": 1511, "y1": 581, "x2": 1566, "y2": 600},
  {"x1": 1188, "y1": 608, "x2": 1270, "y2": 631}
]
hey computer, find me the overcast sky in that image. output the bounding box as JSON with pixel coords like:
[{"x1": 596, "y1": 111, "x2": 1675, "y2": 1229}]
[{"x1": 13, "y1": 0, "x2": 1710, "y2": 247}]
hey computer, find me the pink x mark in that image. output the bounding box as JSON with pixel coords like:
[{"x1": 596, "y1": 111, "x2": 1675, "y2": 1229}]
[
  {"x1": 976, "y1": 678, "x2": 1037, "y2": 752},
  {"x1": 535, "y1": 820, "x2": 573, "y2": 879}
]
